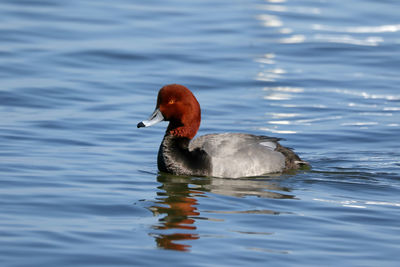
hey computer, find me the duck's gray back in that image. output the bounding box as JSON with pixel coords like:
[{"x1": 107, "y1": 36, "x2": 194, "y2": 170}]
[{"x1": 189, "y1": 133, "x2": 285, "y2": 178}]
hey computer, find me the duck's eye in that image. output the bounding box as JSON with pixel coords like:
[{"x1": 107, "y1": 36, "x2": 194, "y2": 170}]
[{"x1": 168, "y1": 99, "x2": 175, "y2": 105}]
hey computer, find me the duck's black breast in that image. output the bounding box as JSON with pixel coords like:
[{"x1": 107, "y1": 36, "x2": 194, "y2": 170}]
[{"x1": 157, "y1": 134, "x2": 211, "y2": 177}]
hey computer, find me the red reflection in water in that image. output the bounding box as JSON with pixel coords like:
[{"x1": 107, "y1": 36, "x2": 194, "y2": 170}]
[
  {"x1": 154, "y1": 233, "x2": 199, "y2": 252},
  {"x1": 149, "y1": 180, "x2": 203, "y2": 251}
]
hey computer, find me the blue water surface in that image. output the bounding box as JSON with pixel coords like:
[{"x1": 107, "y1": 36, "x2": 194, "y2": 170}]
[{"x1": 1, "y1": 0, "x2": 400, "y2": 266}]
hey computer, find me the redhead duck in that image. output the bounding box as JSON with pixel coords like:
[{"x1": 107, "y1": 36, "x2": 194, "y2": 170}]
[{"x1": 137, "y1": 84, "x2": 308, "y2": 178}]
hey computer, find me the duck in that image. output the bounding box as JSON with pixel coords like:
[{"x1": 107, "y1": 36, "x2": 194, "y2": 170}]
[{"x1": 137, "y1": 84, "x2": 308, "y2": 178}]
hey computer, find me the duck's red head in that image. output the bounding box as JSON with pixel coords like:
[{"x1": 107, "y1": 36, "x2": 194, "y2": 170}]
[{"x1": 137, "y1": 84, "x2": 201, "y2": 139}]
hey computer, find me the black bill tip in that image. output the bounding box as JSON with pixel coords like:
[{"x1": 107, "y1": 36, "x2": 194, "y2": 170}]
[{"x1": 137, "y1": 122, "x2": 146, "y2": 128}]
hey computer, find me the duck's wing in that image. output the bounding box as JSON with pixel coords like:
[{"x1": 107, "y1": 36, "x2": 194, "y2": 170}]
[
  {"x1": 190, "y1": 133, "x2": 279, "y2": 156},
  {"x1": 189, "y1": 133, "x2": 286, "y2": 177}
]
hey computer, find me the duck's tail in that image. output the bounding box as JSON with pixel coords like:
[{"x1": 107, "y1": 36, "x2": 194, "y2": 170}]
[{"x1": 275, "y1": 143, "x2": 310, "y2": 171}]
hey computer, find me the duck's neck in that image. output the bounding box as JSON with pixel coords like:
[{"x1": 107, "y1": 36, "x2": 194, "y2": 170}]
[
  {"x1": 157, "y1": 134, "x2": 210, "y2": 177},
  {"x1": 166, "y1": 119, "x2": 199, "y2": 140}
]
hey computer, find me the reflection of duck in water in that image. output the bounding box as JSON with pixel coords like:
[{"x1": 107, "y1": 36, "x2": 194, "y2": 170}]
[
  {"x1": 148, "y1": 174, "x2": 295, "y2": 251},
  {"x1": 148, "y1": 175, "x2": 202, "y2": 251}
]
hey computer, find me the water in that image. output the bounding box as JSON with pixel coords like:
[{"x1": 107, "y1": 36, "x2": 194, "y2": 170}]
[{"x1": 1, "y1": 0, "x2": 399, "y2": 266}]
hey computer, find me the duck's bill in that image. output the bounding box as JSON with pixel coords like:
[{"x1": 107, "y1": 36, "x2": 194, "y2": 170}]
[{"x1": 137, "y1": 108, "x2": 164, "y2": 128}]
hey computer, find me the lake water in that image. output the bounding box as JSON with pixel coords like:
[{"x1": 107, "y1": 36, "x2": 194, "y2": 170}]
[{"x1": 1, "y1": 0, "x2": 400, "y2": 266}]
